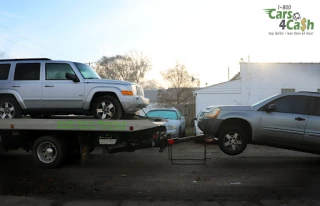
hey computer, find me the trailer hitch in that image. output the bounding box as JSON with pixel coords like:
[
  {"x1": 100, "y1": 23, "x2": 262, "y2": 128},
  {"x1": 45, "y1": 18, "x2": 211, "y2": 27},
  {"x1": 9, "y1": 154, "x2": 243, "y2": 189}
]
[
  {"x1": 158, "y1": 131, "x2": 167, "y2": 153},
  {"x1": 166, "y1": 135, "x2": 212, "y2": 165}
]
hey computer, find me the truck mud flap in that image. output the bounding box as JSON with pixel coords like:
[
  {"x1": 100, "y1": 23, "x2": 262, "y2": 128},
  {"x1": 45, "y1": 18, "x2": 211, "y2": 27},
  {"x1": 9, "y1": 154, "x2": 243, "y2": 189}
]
[{"x1": 167, "y1": 135, "x2": 209, "y2": 165}]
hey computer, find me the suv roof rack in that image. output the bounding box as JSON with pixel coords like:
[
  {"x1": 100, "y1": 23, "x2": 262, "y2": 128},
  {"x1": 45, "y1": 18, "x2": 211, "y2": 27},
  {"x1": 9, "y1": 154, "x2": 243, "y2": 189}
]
[
  {"x1": 297, "y1": 91, "x2": 320, "y2": 94},
  {"x1": 0, "y1": 58, "x2": 51, "y2": 62}
]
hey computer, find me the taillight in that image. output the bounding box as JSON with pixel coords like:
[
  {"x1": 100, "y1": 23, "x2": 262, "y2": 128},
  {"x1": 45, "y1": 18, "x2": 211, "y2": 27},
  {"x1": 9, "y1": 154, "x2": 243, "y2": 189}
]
[
  {"x1": 167, "y1": 139, "x2": 174, "y2": 145},
  {"x1": 152, "y1": 133, "x2": 157, "y2": 139}
]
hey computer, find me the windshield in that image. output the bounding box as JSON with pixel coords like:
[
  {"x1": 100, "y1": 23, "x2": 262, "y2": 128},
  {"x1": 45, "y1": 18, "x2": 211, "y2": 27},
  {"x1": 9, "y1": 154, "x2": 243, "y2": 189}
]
[
  {"x1": 146, "y1": 110, "x2": 178, "y2": 120},
  {"x1": 74, "y1": 63, "x2": 101, "y2": 79},
  {"x1": 251, "y1": 94, "x2": 279, "y2": 107}
]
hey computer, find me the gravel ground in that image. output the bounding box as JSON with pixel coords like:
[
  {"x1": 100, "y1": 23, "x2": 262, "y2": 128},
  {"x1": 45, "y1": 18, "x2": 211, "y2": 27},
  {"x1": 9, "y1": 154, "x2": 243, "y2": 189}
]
[{"x1": 1, "y1": 142, "x2": 320, "y2": 205}]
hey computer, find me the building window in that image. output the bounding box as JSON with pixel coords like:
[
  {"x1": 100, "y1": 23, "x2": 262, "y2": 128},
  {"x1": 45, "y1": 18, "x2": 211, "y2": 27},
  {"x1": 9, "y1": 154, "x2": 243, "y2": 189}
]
[{"x1": 281, "y1": 88, "x2": 295, "y2": 94}]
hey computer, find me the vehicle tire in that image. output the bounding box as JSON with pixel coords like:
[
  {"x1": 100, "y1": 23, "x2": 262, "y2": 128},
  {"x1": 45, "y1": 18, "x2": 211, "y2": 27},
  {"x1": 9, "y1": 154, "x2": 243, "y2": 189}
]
[
  {"x1": 0, "y1": 96, "x2": 22, "y2": 119},
  {"x1": 32, "y1": 136, "x2": 66, "y2": 169},
  {"x1": 92, "y1": 95, "x2": 122, "y2": 120},
  {"x1": 218, "y1": 126, "x2": 248, "y2": 156}
]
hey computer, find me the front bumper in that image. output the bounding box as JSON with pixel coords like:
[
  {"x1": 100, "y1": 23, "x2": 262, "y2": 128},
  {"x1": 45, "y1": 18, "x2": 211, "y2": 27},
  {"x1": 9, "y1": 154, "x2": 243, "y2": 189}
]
[
  {"x1": 197, "y1": 118, "x2": 223, "y2": 136},
  {"x1": 123, "y1": 96, "x2": 150, "y2": 112},
  {"x1": 166, "y1": 129, "x2": 179, "y2": 138}
]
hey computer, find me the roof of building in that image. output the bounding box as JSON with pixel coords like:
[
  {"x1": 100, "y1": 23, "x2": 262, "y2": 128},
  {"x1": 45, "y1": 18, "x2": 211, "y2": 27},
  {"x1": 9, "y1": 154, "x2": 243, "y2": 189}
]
[{"x1": 229, "y1": 72, "x2": 240, "y2": 81}]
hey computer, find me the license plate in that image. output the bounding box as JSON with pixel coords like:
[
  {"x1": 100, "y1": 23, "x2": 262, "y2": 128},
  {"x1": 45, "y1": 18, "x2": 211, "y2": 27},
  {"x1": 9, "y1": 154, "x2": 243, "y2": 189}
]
[{"x1": 99, "y1": 139, "x2": 117, "y2": 145}]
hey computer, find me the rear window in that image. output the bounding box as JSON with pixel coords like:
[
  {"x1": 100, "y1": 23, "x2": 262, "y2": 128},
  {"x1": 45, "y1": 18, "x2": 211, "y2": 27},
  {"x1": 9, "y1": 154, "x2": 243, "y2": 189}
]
[{"x1": 0, "y1": 64, "x2": 10, "y2": 80}]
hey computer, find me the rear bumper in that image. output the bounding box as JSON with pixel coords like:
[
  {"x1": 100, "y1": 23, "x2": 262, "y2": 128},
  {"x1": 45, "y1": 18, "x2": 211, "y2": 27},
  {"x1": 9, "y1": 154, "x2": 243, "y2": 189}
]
[{"x1": 197, "y1": 118, "x2": 222, "y2": 136}]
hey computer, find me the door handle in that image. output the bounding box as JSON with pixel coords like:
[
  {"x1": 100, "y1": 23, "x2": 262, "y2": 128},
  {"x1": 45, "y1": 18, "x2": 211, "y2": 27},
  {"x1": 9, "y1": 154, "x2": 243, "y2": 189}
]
[
  {"x1": 45, "y1": 85, "x2": 54, "y2": 87},
  {"x1": 12, "y1": 85, "x2": 20, "y2": 87},
  {"x1": 295, "y1": 117, "x2": 305, "y2": 121}
]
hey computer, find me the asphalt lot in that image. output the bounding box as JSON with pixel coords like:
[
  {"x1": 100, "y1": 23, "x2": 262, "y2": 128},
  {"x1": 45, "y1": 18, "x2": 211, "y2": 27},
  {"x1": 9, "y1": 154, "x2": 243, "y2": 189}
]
[{"x1": 1, "y1": 142, "x2": 320, "y2": 205}]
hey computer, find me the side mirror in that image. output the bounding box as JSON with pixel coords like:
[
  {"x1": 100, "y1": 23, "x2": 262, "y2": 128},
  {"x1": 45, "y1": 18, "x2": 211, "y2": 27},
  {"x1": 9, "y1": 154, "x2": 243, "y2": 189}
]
[
  {"x1": 266, "y1": 104, "x2": 276, "y2": 112},
  {"x1": 66, "y1": 73, "x2": 80, "y2": 82}
]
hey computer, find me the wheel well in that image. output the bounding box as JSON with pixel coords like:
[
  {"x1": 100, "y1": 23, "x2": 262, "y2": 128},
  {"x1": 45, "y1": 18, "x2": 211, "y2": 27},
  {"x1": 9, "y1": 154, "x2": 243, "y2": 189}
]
[
  {"x1": 218, "y1": 118, "x2": 252, "y2": 143},
  {"x1": 0, "y1": 93, "x2": 24, "y2": 113},
  {"x1": 0, "y1": 93, "x2": 17, "y2": 100},
  {"x1": 89, "y1": 92, "x2": 123, "y2": 112}
]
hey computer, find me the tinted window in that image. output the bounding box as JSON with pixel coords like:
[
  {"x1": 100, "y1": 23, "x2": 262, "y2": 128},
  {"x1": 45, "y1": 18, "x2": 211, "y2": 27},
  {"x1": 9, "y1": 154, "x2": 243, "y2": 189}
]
[
  {"x1": 46, "y1": 63, "x2": 75, "y2": 80},
  {"x1": 14, "y1": 63, "x2": 40, "y2": 80},
  {"x1": 270, "y1": 95, "x2": 310, "y2": 115},
  {"x1": 0, "y1": 64, "x2": 10, "y2": 80},
  {"x1": 311, "y1": 97, "x2": 320, "y2": 116},
  {"x1": 146, "y1": 110, "x2": 178, "y2": 120}
]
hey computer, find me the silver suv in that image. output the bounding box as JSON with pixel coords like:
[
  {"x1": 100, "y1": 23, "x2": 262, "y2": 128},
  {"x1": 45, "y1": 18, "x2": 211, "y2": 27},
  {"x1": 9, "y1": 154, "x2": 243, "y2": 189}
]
[
  {"x1": 0, "y1": 58, "x2": 149, "y2": 119},
  {"x1": 198, "y1": 91, "x2": 320, "y2": 156}
]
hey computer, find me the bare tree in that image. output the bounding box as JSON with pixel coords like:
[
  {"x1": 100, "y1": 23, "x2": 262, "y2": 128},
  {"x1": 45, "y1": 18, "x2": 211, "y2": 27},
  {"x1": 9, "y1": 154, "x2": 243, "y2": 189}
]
[
  {"x1": 96, "y1": 51, "x2": 152, "y2": 84},
  {"x1": 140, "y1": 79, "x2": 163, "y2": 89},
  {"x1": 157, "y1": 88, "x2": 195, "y2": 107},
  {"x1": 159, "y1": 62, "x2": 195, "y2": 105},
  {"x1": 95, "y1": 55, "x2": 130, "y2": 80},
  {"x1": 127, "y1": 51, "x2": 152, "y2": 84}
]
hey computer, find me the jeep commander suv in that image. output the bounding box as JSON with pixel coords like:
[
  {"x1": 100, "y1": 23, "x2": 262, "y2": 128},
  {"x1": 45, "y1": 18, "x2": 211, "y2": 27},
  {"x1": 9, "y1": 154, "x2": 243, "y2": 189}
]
[{"x1": 0, "y1": 58, "x2": 149, "y2": 119}]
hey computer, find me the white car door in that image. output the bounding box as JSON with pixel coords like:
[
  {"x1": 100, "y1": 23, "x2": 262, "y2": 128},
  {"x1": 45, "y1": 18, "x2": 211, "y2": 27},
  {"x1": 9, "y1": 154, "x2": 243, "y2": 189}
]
[
  {"x1": 11, "y1": 62, "x2": 42, "y2": 109},
  {"x1": 195, "y1": 110, "x2": 204, "y2": 136},
  {"x1": 42, "y1": 62, "x2": 84, "y2": 109}
]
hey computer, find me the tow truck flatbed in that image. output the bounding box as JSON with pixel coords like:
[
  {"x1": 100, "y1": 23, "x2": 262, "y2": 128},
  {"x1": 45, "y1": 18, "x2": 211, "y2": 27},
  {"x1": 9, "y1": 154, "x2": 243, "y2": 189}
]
[
  {"x1": 0, "y1": 117, "x2": 167, "y2": 169},
  {"x1": 0, "y1": 118, "x2": 165, "y2": 131}
]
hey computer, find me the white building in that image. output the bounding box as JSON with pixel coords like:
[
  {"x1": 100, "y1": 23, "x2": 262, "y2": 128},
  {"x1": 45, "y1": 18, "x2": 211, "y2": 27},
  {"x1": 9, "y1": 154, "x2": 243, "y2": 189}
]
[{"x1": 194, "y1": 63, "x2": 320, "y2": 115}]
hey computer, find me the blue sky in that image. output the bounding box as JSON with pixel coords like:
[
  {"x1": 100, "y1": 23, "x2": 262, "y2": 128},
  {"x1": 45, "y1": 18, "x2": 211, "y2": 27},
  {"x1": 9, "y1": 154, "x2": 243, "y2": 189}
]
[{"x1": 0, "y1": 0, "x2": 319, "y2": 87}]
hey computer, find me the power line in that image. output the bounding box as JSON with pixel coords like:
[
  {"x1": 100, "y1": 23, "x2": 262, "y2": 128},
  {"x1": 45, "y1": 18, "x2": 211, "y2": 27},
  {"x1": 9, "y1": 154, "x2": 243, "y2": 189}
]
[
  {"x1": 0, "y1": 34, "x2": 49, "y2": 57},
  {"x1": 0, "y1": 23, "x2": 70, "y2": 59}
]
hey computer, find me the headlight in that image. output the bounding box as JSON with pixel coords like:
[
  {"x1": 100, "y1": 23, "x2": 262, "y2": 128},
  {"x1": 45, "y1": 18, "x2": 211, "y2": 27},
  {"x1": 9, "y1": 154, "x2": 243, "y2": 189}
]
[
  {"x1": 166, "y1": 125, "x2": 177, "y2": 130},
  {"x1": 202, "y1": 107, "x2": 220, "y2": 118}
]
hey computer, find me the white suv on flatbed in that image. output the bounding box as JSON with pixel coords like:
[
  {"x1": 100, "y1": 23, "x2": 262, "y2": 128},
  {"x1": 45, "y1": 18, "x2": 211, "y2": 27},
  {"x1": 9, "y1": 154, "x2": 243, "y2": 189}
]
[{"x1": 0, "y1": 58, "x2": 149, "y2": 119}]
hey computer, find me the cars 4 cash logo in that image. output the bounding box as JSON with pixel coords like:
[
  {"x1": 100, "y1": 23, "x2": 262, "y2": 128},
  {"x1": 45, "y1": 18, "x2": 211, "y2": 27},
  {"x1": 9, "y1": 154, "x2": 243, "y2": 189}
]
[{"x1": 264, "y1": 5, "x2": 315, "y2": 35}]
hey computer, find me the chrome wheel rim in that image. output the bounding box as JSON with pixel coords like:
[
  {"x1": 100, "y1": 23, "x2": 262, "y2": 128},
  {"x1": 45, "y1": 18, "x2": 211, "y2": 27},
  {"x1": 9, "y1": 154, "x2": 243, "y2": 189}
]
[
  {"x1": 0, "y1": 102, "x2": 15, "y2": 119},
  {"x1": 223, "y1": 132, "x2": 242, "y2": 151},
  {"x1": 96, "y1": 101, "x2": 115, "y2": 119},
  {"x1": 37, "y1": 142, "x2": 57, "y2": 164}
]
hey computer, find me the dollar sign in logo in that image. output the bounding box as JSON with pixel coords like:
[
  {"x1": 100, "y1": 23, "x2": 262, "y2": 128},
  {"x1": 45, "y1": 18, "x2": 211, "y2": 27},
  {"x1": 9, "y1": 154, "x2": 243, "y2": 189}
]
[{"x1": 301, "y1": 18, "x2": 306, "y2": 31}]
